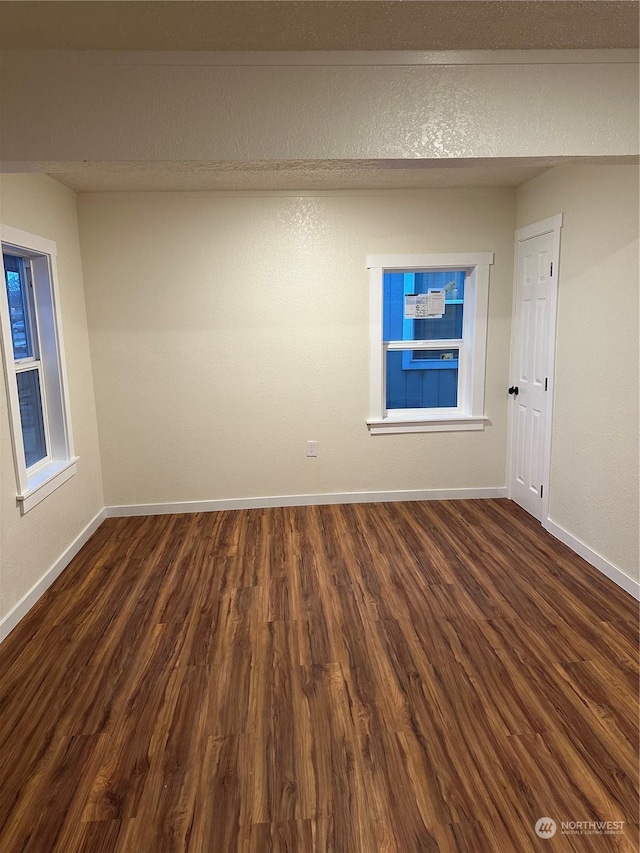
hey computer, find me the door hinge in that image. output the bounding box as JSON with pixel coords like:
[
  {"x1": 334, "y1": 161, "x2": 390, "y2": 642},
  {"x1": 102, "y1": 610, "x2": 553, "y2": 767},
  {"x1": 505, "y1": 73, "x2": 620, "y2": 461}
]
[
  {"x1": 540, "y1": 484, "x2": 543, "y2": 498},
  {"x1": 544, "y1": 377, "x2": 548, "y2": 391},
  {"x1": 550, "y1": 262, "x2": 553, "y2": 276}
]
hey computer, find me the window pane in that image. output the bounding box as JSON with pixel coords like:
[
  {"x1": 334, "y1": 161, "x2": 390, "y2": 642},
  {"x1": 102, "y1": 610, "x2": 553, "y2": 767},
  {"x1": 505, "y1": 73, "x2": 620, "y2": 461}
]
[
  {"x1": 386, "y1": 349, "x2": 458, "y2": 409},
  {"x1": 17, "y1": 369, "x2": 47, "y2": 467},
  {"x1": 408, "y1": 348, "x2": 458, "y2": 363},
  {"x1": 3, "y1": 254, "x2": 33, "y2": 360},
  {"x1": 383, "y1": 270, "x2": 465, "y2": 342}
]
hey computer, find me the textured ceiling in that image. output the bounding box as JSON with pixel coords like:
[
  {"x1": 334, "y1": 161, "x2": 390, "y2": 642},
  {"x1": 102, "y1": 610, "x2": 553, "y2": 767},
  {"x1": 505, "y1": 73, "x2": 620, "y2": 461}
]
[
  {"x1": 3, "y1": 3, "x2": 636, "y2": 191},
  {"x1": 6, "y1": 157, "x2": 631, "y2": 192},
  {"x1": 0, "y1": 1, "x2": 638, "y2": 51}
]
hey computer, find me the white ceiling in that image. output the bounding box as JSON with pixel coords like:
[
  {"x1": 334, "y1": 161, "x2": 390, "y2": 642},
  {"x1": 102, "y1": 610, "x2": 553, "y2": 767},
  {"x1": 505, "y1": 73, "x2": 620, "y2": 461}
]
[
  {"x1": 44, "y1": 160, "x2": 554, "y2": 193},
  {"x1": 2, "y1": 2, "x2": 637, "y2": 192},
  {"x1": 1, "y1": 1, "x2": 638, "y2": 52},
  {"x1": 5, "y1": 156, "x2": 627, "y2": 193}
]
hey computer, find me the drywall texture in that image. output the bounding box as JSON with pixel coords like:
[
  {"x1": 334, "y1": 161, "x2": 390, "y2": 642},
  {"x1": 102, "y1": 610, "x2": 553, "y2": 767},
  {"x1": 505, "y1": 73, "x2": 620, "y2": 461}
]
[
  {"x1": 79, "y1": 188, "x2": 515, "y2": 506},
  {"x1": 1, "y1": 51, "x2": 638, "y2": 164},
  {"x1": 517, "y1": 165, "x2": 639, "y2": 581},
  {"x1": 2, "y1": 2, "x2": 638, "y2": 51},
  {"x1": 0, "y1": 174, "x2": 104, "y2": 623}
]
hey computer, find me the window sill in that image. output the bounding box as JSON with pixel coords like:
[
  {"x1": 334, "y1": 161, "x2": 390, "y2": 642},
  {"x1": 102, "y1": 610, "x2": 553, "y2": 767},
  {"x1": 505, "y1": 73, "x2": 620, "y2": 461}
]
[
  {"x1": 367, "y1": 416, "x2": 488, "y2": 434},
  {"x1": 18, "y1": 457, "x2": 79, "y2": 514}
]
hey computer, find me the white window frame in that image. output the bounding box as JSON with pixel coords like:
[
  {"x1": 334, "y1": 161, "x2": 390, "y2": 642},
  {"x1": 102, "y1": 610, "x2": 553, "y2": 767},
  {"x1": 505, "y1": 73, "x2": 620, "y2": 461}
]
[
  {"x1": 1, "y1": 224, "x2": 78, "y2": 513},
  {"x1": 367, "y1": 252, "x2": 493, "y2": 434}
]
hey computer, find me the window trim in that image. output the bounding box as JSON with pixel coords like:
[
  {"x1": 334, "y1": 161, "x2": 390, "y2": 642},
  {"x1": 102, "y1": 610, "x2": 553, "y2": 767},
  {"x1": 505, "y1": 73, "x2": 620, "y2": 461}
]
[
  {"x1": 1, "y1": 224, "x2": 78, "y2": 513},
  {"x1": 13, "y1": 257, "x2": 54, "y2": 471},
  {"x1": 366, "y1": 252, "x2": 493, "y2": 434}
]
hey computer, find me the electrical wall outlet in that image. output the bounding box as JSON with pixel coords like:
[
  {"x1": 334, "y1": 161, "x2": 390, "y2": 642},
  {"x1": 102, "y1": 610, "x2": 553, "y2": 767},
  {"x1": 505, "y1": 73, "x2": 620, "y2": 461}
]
[{"x1": 306, "y1": 440, "x2": 318, "y2": 457}]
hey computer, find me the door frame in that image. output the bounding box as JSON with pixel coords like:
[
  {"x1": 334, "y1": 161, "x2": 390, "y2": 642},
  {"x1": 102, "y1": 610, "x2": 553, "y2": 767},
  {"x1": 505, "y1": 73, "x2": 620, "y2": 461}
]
[{"x1": 507, "y1": 213, "x2": 563, "y2": 523}]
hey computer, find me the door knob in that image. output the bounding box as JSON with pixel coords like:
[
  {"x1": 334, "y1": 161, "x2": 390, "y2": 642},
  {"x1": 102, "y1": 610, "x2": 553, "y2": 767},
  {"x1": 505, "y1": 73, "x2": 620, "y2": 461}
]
[{"x1": 508, "y1": 386, "x2": 519, "y2": 396}]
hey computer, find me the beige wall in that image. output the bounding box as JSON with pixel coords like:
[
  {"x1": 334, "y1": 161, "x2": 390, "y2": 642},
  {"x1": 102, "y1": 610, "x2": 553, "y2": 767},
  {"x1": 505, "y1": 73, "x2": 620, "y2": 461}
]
[
  {"x1": 0, "y1": 174, "x2": 104, "y2": 624},
  {"x1": 516, "y1": 164, "x2": 639, "y2": 581},
  {"x1": 3, "y1": 167, "x2": 634, "y2": 628},
  {"x1": 2, "y1": 51, "x2": 638, "y2": 165},
  {"x1": 78, "y1": 188, "x2": 515, "y2": 507}
]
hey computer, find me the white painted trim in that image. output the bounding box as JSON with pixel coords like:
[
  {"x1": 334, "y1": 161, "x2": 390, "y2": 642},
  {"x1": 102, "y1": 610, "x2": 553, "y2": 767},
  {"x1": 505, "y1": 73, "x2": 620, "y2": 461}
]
[
  {"x1": 367, "y1": 416, "x2": 488, "y2": 434},
  {"x1": 506, "y1": 250, "x2": 520, "y2": 508},
  {"x1": 14, "y1": 49, "x2": 638, "y2": 68},
  {"x1": 368, "y1": 266, "x2": 384, "y2": 421},
  {"x1": 44, "y1": 180, "x2": 635, "y2": 203},
  {"x1": 0, "y1": 224, "x2": 57, "y2": 258},
  {"x1": 0, "y1": 508, "x2": 106, "y2": 643},
  {"x1": 0, "y1": 255, "x2": 28, "y2": 494},
  {"x1": 1, "y1": 225, "x2": 77, "y2": 511},
  {"x1": 516, "y1": 213, "x2": 564, "y2": 243},
  {"x1": 24, "y1": 264, "x2": 54, "y2": 469},
  {"x1": 386, "y1": 338, "x2": 462, "y2": 351},
  {"x1": 6, "y1": 495, "x2": 633, "y2": 650},
  {"x1": 544, "y1": 518, "x2": 640, "y2": 601},
  {"x1": 367, "y1": 252, "x2": 494, "y2": 270},
  {"x1": 507, "y1": 214, "x2": 563, "y2": 522},
  {"x1": 106, "y1": 488, "x2": 508, "y2": 518},
  {"x1": 368, "y1": 253, "x2": 493, "y2": 431},
  {"x1": 19, "y1": 458, "x2": 79, "y2": 514}
]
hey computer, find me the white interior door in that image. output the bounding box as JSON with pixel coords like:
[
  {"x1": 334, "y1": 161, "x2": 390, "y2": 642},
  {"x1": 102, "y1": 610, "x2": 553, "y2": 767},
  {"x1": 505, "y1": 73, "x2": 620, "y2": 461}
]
[{"x1": 508, "y1": 216, "x2": 562, "y2": 521}]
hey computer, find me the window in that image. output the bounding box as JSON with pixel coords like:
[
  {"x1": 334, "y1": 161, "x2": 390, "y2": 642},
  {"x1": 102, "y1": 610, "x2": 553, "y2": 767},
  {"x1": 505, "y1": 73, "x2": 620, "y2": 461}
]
[
  {"x1": 367, "y1": 253, "x2": 493, "y2": 434},
  {"x1": 1, "y1": 225, "x2": 77, "y2": 512}
]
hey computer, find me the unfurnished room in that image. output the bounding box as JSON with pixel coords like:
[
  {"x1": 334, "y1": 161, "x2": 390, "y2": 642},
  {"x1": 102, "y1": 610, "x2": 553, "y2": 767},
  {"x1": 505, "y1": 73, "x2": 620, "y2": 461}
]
[{"x1": 0, "y1": 1, "x2": 638, "y2": 851}]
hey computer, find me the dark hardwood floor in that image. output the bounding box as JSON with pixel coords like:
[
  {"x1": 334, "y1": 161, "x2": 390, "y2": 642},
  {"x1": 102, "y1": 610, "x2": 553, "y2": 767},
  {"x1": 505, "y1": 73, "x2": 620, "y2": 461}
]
[{"x1": 0, "y1": 499, "x2": 637, "y2": 852}]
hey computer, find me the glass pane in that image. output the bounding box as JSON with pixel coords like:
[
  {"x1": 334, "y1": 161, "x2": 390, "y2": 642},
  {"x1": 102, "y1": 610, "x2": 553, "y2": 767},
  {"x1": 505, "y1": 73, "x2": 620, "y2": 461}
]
[
  {"x1": 383, "y1": 270, "x2": 465, "y2": 342},
  {"x1": 3, "y1": 254, "x2": 33, "y2": 360},
  {"x1": 17, "y1": 369, "x2": 47, "y2": 468},
  {"x1": 386, "y1": 349, "x2": 458, "y2": 410},
  {"x1": 408, "y1": 348, "x2": 458, "y2": 363}
]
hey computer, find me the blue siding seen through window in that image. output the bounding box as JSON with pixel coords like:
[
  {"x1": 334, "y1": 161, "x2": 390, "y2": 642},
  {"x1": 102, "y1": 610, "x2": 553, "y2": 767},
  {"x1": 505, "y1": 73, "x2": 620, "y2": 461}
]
[
  {"x1": 386, "y1": 350, "x2": 458, "y2": 409},
  {"x1": 383, "y1": 270, "x2": 465, "y2": 410}
]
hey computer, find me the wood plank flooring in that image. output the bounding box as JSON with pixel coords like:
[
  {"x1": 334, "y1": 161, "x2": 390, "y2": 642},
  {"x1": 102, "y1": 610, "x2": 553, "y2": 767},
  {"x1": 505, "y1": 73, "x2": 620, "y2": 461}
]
[{"x1": 0, "y1": 499, "x2": 637, "y2": 852}]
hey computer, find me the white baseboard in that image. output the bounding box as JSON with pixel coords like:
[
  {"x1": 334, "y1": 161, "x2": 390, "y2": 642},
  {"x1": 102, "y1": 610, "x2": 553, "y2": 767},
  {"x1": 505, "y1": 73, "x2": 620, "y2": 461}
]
[
  {"x1": 3, "y1": 497, "x2": 633, "y2": 646},
  {"x1": 105, "y1": 486, "x2": 508, "y2": 518},
  {"x1": 544, "y1": 517, "x2": 640, "y2": 600},
  {"x1": 0, "y1": 508, "x2": 106, "y2": 643}
]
